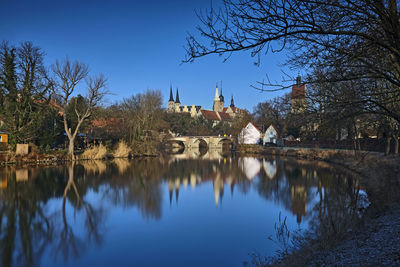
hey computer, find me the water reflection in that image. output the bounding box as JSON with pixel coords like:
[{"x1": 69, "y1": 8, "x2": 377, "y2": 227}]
[{"x1": 0, "y1": 156, "x2": 366, "y2": 266}]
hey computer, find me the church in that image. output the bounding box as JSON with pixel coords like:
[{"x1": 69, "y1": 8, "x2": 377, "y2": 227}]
[{"x1": 167, "y1": 84, "x2": 245, "y2": 124}]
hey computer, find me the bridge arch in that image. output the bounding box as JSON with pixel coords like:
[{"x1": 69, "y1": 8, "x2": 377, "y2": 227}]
[
  {"x1": 190, "y1": 138, "x2": 209, "y2": 149},
  {"x1": 216, "y1": 137, "x2": 233, "y2": 150}
]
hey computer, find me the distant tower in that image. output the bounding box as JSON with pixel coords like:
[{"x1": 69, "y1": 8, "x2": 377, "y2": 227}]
[
  {"x1": 213, "y1": 83, "x2": 222, "y2": 112},
  {"x1": 219, "y1": 85, "x2": 224, "y2": 111},
  {"x1": 175, "y1": 88, "x2": 181, "y2": 112},
  {"x1": 230, "y1": 95, "x2": 235, "y2": 108},
  {"x1": 168, "y1": 85, "x2": 175, "y2": 113},
  {"x1": 291, "y1": 75, "x2": 306, "y2": 114}
]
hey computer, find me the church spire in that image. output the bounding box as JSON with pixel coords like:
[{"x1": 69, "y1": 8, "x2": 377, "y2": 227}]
[
  {"x1": 214, "y1": 83, "x2": 219, "y2": 100},
  {"x1": 219, "y1": 86, "x2": 224, "y2": 102},
  {"x1": 169, "y1": 85, "x2": 174, "y2": 102},
  {"x1": 175, "y1": 88, "x2": 180, "y2": 103},
  {"x1": 230, "y1": 95, "x2": 235, "y2": 107}
]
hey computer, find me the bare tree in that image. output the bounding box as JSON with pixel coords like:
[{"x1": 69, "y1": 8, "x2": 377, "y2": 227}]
[
  {"x1": 185, "y1": 1, "x2": 400, "y2": 122},
  {"x1": 52, "y1": 59, "x2": 107, "y2": 160},
  {"x1": 120, "y1": 89, "x2": 163, "y2": 143}
]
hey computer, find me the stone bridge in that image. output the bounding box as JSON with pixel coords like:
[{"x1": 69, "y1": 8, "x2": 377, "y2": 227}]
[{"x1": 167, "y1": 136, "x2": 233, "y2": 149}]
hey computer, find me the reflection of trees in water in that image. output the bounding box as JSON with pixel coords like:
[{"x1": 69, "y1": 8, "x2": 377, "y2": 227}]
[
  {"x1": 0, "y1": 157, "x2": 365, "y2": 266},
  {"x1": 0, "y1": 165, "x2": 105, "y2": 267},
  {"x1": 54, "y1": 164, "x2": 105, "y2": 262},
  {"x1": 255, "y1": 158, "x2": 363, "y2": 236}
]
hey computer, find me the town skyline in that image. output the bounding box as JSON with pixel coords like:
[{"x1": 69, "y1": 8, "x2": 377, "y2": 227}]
[{"x1": 0, "y1": 0, "x2": 294, "y2": 111}]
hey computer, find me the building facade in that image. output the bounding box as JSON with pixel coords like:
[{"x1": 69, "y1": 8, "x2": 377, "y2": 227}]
[{"x1": 167, "y1": 84, "x2": 245, "y2": 124}]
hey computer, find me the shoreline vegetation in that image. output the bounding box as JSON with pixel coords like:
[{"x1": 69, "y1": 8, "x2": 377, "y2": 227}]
[
  {"x1": 1, "y1": 144, "x2": 399, "y2": 266},
  {"x1": 237, "y1": 145, "x2": 400, "y2": 266}
]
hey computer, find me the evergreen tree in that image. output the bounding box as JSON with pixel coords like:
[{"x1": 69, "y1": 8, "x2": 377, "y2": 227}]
[{"x1": 0, "y1": 41, "x2": 53, "y2": 147}]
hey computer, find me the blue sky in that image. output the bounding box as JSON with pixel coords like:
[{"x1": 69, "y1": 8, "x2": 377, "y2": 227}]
[{"x1": 1, "y1": 0, "x2": 295, "y2": 111}]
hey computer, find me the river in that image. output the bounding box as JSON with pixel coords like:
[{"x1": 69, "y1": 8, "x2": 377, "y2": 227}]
[{"x1": 0, "y1": 155, "x2": 368, "y2": 266}]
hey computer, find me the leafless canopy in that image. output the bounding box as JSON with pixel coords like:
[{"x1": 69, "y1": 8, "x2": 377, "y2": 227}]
[
  {"x1": 52, "y1": 58, "x2": 107, "y2": 159},
  {"x1": 185, "y1": 0, "x2": 400, "y2": 89}
]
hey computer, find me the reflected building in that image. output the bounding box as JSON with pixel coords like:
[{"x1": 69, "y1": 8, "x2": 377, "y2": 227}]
[
  {"x1": 213, "y1": 173, "x2": 225, "y2": 206},
  {"x1": 262, "y1": 159, "x2": 277, "y2": 180},
  {"x1": 238, "y1": 157, "x2": 261, "y2": 180},
  {"x1": 16, "y1": 168, "x2": 29, "y2": 182},
  {"x1": 291, "y1": 184, "x2": 307, "y2": 224},
  {"x1": 0, "y1": 171, "x2": 7, "y2": 189}
]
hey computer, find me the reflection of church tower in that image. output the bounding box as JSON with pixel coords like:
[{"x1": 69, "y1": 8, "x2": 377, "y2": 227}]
[
  {"x1": 213, "y1": 174, "x2": 224, "y2": 206},
  {"x1": 168, "y1": 85, "x2": 175, "y2": 112},
  {"x1": 291, "y1": 184, "x2": 307, "y2": 224},
  {"x1": 175, "y1": 88, "x2": 181, "y2": 112},
  {"x1": 168, "y1": 180, "x2": 174, "y2": 205},
  {"x1": 175, "y1": 178, "x2": 180, "y2": 203}
]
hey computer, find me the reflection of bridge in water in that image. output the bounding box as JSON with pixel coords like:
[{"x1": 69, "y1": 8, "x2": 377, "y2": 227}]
[
  {"x1": 167, "y1": 136, "x2": 233, "y2": 150},
  {"x1": 169, "y1": 147, "x2": 228, "y2": 160}
]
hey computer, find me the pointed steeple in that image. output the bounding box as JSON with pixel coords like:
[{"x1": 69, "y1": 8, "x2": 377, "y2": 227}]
[
  {"x1": 230, "y1": 95, "x2": 235, "y2": 107},
  {"x1": 296, "y1": 75, "x2": 301, "y2": 86},
  {"x1": 169, "y1": 85, "x2": 174, "y2": 102},
  {"x1": 214, "y1": 83, "x2": 219, "y2": 100},
  {"x1": 219, "y1": 85, "x2": 224, "y2": 102},
  {"x1": 175, "y1": 88, "x2": 180, "y2": 103}
]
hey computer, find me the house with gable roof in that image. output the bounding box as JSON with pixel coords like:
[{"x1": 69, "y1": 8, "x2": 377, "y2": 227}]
[
  {"x1": 238, "y1": 122, "x2": 263, "y2": 144},
  {"x1": 263, "y1": 124, "x2": 280, "y2": 144}
]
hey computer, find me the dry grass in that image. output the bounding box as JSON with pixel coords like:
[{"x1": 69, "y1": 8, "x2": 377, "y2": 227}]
[
  {"x1": 81, "y1": 160, "x2": 107, "y2": 175},
  {"x1": 113, "y1": 140, "x2": 132, "y2": 158},
  {"x1": 80, "y1": 144, "x2": 108, "y2": 160},
  {"x1": 113, "y1": 158, "x2": 130, "y2": 174}
]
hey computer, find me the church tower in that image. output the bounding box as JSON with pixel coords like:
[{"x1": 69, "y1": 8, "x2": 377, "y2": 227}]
[
  {"x1": 175, "y1": 88, "x2": 181, "y2": 112},
  {"x1": 291, "y1": 75, "x2": 306, "y2": 114},
  {"x1": 230, "y1": 95, "x2": 235, "y2": 108},
  {"x1": 219, "y1": 86, "x2": 224, "y2": 111},
  {"x1": 168, "y1": 85, "x2": 175, "y2": 113},
  {"x1": 213, "y1": 83, "x2": 222, "y2": 112}
]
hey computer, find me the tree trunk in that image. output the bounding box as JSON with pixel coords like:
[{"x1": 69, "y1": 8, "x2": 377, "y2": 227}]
[
  {"x1": 394, "y1": 135, "x2": 399, "y2": 155},
  {"x1": 68, "y1": 137, "x2": 75, "y2": 161},
  {"x1": 385, "y1": 137, "x2": 392, "y2": 156}
]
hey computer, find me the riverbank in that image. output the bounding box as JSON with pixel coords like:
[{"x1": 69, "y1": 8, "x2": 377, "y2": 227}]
[
  {"x1": 0, "y1": 150, "x2": 157, "y2": 167},
  {"x1": 236, "y1": 145, "x2": 400, "y2": 266}
]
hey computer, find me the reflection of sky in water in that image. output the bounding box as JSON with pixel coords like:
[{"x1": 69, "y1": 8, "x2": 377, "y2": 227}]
[{"x1": 0, "y1": 158, "x2": 364, "y2": 267}]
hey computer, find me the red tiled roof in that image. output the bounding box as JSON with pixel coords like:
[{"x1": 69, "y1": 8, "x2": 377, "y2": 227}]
[
  {"x1": 92, "y1": 118, "x2": 122, "y2": 128},
  {"x1": 218, "y1": 112, "x2": 232, "y2": 121},
  {"x1": 200, "y1": 110, "x2": 220, "y2": 121},
  {"x1": 292, "y1": 84, "x2": 306, "y2": 99}
]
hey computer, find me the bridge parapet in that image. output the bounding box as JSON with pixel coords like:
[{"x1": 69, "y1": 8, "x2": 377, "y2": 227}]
[{"x1": 167, "y1": 136, "x2": 233, "y2": 149}]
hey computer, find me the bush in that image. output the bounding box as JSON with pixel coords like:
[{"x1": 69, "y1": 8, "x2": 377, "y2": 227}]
[
  {"x1": 113, "y1": 140, "x2": 132, "y2": 158},
  {"x1": 0, "y1": 143, "x2": 8, "y2": 151},
  {"x1": 80, "y1": 144, "x2": 108, "y2": 160}
]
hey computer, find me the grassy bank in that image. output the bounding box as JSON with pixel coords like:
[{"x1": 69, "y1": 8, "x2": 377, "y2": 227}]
[{"x1": 0, "y1": 140, "x2": 159, "y2": 166}]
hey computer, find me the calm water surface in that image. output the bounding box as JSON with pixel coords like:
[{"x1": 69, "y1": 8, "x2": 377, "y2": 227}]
[{"x1": 0, "y1": 155, "x2": 367, "y2": 266}]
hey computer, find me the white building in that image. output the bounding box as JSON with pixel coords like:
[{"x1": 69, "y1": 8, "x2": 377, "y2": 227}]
[
  {"x1": 238, "y1": 122, "x2": 262, "y2": 144},
  {"x1": 263, "y1": 124, "x2": 279, "y2": 144}
]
